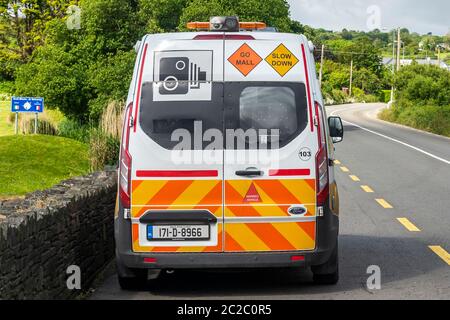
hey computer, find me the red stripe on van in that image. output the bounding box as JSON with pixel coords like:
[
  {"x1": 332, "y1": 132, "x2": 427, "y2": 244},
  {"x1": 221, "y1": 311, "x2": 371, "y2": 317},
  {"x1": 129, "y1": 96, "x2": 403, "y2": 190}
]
[
  {"x1": 136, "y1": 170, "x2": 219, "y2": 178},
  {"x1": 134, "y1": 43, "x2": 149, "y2": 132},
  {"x1": 269, "y1": 169, "x2": 311, "y2": 177},
  {"x1": 301, "y1": 44, "x2": 314, "y2": 132}
]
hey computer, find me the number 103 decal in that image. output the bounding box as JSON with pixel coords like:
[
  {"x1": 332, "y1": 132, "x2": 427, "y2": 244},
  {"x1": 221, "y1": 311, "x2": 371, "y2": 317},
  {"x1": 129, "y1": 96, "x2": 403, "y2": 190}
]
[{"x1": 299, "y1": 147, "x2": 312, "y2": 161}]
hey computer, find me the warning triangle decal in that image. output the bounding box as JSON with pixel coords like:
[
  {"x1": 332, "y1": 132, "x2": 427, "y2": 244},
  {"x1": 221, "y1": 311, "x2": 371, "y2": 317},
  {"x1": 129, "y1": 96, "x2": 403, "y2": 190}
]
[{"x1": 244, "y1": 183, "x2": 262, "y2": 203}]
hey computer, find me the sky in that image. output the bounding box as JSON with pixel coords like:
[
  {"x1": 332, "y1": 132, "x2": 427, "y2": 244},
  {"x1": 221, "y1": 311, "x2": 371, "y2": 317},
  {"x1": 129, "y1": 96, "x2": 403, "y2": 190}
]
[{"x1": 287, "y1": 0, "x2": 450, "y2": 35}]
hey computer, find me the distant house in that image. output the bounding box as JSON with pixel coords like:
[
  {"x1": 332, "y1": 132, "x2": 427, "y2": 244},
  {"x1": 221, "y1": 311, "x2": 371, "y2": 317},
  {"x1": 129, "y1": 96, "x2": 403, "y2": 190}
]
[{"x1": 382, "y1": 57, "x2": 450, "y2": 71}]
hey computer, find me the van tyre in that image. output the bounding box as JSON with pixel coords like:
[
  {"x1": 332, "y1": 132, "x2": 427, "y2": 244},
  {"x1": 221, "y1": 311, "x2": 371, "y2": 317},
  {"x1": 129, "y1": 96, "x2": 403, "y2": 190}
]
[{"x1": 312, "y1": 240, "x2": 339, "y2": 285}]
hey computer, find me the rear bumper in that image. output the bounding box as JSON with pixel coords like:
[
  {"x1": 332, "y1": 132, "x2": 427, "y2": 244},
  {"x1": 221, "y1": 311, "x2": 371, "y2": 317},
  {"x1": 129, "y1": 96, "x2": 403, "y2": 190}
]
[
  {"x1": 118, "y1": 250, "x2": 327, "y2": 270},
  {"x1": 115, "y1": 199, "x2": 339, "y2": 272}
]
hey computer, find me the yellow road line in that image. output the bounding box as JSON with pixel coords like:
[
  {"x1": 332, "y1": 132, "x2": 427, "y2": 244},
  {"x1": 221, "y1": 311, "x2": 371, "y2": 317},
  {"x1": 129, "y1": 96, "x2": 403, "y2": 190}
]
[
  {"x1": 340, "y1": 166, "x2": 349, "y2": 173},
  {"x1": 349, "y1": 175, "x2": 360, "y2": 182},
  {"x1": 376, "y1": 198, "x2": 393, "y2": 209},
  {"x1": 396, "y1": 218, "x2": 421, "y2": 232},
  {"x1": 428, "y1": 246, "x2": 450, "y2": 266},
  {"x1": 361, "y1": 185, "x2": 374, "y2": 193},
  {"x1": 334, "y1": 160, "x2": 341, "y2": 165}
]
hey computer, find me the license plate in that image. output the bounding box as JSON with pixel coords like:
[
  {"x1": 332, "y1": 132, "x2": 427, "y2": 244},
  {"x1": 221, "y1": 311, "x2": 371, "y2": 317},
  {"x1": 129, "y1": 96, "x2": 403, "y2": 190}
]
[{"x1": 147, "y1": 224, "x2": 210, "y2": 241}]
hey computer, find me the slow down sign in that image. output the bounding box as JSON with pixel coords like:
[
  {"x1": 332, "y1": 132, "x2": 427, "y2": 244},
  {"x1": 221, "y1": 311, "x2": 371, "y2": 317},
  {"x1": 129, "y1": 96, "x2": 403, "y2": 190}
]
[{"x1": 265, "y1": 44, "x2": 299, "y2": 77}]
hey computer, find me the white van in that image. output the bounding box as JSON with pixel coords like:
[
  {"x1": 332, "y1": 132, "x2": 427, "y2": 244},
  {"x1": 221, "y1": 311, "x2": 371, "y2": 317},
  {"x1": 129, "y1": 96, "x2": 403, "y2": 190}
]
[{"x1": 115, "y1": 17, "x2": 344, "y2": 289}]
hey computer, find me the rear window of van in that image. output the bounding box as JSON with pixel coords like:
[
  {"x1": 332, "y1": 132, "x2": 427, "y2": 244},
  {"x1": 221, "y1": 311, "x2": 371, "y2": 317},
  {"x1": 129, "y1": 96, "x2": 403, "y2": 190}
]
[{"x1": 139, "y1": 82, "x2": 308, "y2": 150}]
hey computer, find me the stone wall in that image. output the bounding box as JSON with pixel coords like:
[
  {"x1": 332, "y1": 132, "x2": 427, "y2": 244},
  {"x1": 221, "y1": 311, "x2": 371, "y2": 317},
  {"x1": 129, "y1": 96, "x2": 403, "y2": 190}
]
[{"x1": 0, "y1": 171, "x2": 117, "y2": 299}]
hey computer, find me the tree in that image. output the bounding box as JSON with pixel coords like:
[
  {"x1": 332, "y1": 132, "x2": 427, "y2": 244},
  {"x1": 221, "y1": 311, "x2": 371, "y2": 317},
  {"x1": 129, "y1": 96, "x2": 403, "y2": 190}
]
[
  {"x1": 139, "y1": 0, "x2": 188, "y2": 32},
  {"x1": 14, "y1": 0, "x2": 143, "y2": 122},
  {"x1": 14, "y1": 44, "x2": 92, "y2": 120},
  {"x1": 80, "y1": 0, "x2": 142, "y2": 55},
  {"x1": 341, "y1": 28, "x2": 352, "y2": 40},
  {"x1": 0, "y1": 0, "x2": 77, "y2": 60},
  {"x1": 178, "y1": 0, "x2": 292, "y2": 32}
]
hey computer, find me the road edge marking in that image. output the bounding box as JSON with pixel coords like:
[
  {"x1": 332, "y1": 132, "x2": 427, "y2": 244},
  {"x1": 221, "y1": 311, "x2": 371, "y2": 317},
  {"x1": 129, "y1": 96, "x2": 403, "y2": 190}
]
[
  {"x1": 340, "y1": 166, "x2": 350, "y2": 173},
  {"x1": 349, "y1": 175, "x2": 360, "y2": 181},
  {"x1": 329, "y1": 117, "x2": 450, "y2": 166},
  {"x1": 428, "y1": 246, "x2": 450, "y2": 266},
  {"x1": 396, "y1": 218, "x2": 421, "y2": 232}
]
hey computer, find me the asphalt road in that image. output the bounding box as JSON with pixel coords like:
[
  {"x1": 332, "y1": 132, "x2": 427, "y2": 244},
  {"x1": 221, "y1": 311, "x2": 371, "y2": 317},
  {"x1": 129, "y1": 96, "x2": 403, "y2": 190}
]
[{"x1": 91, "y1": 103, "x2": 450, "y2": 300}]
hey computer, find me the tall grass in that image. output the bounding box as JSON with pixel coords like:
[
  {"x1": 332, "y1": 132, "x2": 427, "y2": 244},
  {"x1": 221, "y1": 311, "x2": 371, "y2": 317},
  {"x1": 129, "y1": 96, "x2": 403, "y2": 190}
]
[
  {"x1": 89, "y1": 100, "x2": 125, "y2": 171},
  {"x1": 6, "y1": 109, "x2": 64, "y2": 135},
  {"x1": 100, "y1": 100, "x2": 124, "y2": 140}
]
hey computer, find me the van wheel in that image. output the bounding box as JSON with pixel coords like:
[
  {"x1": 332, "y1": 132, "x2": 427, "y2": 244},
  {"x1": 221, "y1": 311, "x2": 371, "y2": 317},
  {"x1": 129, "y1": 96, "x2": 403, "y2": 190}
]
[
  {"x1": 312, "y1": 240, "x2": 339, "y2": 285},
  {"x1": 118, "y1": 270, "x2": 147, "y2": 290}
]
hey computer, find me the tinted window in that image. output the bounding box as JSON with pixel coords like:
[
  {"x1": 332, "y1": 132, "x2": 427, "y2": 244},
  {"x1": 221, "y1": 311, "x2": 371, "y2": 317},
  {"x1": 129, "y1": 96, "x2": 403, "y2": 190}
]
[
  {"x1": 139, "y1": 82, "x2": 223, "y2": 150},
  {"x1": 225, "y1": 82, "x2": 308, "y2": 149},
  {"x1": 240, "y1": 87, "x2": 298, "y2": 141}
]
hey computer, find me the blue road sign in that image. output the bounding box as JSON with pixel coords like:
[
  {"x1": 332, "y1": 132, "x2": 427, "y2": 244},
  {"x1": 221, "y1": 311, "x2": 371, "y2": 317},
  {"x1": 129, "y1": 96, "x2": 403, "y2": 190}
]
[{"x1": 11, "y1": 97, "x2": 44, "y2": 113}]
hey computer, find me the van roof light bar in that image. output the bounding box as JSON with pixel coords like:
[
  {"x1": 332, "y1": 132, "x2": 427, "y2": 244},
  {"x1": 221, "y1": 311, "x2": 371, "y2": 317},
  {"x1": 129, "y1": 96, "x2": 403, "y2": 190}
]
[{"x1": 187, "y1": 16, "x2": 266, "y2": 32}]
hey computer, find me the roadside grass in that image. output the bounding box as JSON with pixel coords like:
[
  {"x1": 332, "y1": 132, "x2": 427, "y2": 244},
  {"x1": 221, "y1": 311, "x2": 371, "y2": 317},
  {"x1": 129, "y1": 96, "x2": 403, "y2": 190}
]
[
  {"x1": 0, "y1": 100, "x2": 14, "y2": 136},
  {"x1": 379, "y1": 105, "x2": 450, "y2": 138},
  {"x1": 0, "y1": 135, "x2": 90, "y2": 197}
]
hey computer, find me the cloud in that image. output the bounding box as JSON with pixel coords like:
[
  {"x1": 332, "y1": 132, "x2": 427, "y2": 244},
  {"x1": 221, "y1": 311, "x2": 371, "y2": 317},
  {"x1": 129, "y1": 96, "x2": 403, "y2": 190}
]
[{"x1": 288, "y1": 0, "x2": 450, "y2": 35}]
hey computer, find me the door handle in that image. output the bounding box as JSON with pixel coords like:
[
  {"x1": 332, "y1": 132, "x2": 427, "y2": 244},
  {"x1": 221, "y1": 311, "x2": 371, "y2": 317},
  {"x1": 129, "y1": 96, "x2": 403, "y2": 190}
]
[{"x1": 235, "y1": 169, "x2": 264, "y2": 177}]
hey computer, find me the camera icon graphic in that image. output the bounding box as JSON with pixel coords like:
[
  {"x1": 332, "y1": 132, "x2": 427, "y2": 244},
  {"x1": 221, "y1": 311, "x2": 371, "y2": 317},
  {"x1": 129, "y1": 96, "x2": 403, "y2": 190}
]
[{"x1": 159, "y1": 57, "x2": 207, "y2": 95}]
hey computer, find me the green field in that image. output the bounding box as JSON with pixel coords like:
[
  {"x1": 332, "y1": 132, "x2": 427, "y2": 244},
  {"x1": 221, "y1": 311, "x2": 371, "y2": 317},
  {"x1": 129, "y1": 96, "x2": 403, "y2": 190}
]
[
  {"x1": 0, "y1": 100, "x2": 14, "y2": 136},
  {"x1": 0, "y1": 135, "x2": 90, "y2": 196}
]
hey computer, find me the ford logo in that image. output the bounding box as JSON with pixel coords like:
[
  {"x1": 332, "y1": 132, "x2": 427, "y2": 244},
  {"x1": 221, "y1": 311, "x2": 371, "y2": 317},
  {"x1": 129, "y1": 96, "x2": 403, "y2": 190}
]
[{"x1": 288, "y1": 206, "x2": 307, "y2": 215}]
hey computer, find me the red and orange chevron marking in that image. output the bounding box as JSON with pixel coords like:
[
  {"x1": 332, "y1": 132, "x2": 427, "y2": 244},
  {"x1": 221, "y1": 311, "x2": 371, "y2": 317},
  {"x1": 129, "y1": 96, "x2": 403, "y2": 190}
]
[{"x1": 130, "y1": 179, "x2": 316, "y2": 253}]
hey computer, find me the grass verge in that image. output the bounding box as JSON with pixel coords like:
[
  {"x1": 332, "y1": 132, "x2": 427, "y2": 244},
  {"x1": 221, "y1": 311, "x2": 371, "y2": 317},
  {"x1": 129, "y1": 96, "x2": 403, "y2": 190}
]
[
  {"x1": 0, "y1": 135, "x2": 90, "y2": 197},
  {"x1": 0, "y1": 100, "x2": 13, "y2": 136},
  {"x1": 379, "y1": 105, "x2": 450, "y2": 138}
]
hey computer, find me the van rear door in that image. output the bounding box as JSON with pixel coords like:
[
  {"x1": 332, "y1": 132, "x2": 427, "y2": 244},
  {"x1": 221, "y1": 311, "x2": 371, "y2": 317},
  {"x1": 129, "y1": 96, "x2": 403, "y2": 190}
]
[
  {"x1": 129, "y1": 34, "x2": 225, "y2": 253},
  {"x1": 223, "y1": 35, "x2": 318, "y2": 252}
]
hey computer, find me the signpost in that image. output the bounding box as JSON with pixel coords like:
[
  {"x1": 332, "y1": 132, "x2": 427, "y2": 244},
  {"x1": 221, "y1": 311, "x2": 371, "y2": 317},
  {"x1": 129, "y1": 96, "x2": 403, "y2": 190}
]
[{"x1": 11, "y1": 97, "x2": 44, "y2": 135}]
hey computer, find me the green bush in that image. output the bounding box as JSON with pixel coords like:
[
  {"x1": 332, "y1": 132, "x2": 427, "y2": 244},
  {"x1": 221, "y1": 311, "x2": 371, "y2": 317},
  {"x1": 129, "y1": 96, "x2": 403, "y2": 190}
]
[
  {"x1": 380, "y1": 64, "x2": 450, "y2": 137},
  {"x1": 0, "y1": 81, "x2": 13, "y2": 97},
  {"x1": 394, "y1": 64, "x2": 450, "y2": 107},
  {"x1": 381, "y1": 104, "x2": 450, "y2": 137},
  {"x1": 351, "y1": 87, "x2": 365, "y2": 101},
  {"x1": 58, "y1": 119, "x2": 91, "y2": 143},
  {"x1": 381, "y1": 90, "x2": 392, "y2": 103},
  {"x1": 14, "y1": 45, "x2": 92, "y2": 122},
  {"x1": 87, "y1": 51, "x2": 135, "y2": 120}
]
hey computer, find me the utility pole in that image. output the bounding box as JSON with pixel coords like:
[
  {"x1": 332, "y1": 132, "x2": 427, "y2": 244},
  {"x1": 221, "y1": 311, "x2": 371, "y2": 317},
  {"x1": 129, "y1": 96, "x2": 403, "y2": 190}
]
[
  {"x1": 319, "y1": 44, "x2": 325, "y2": 86},
  {"x1": 392, "y1": 30, "x2": 396, "y2": 73},
  {"x1": 349, "y1": 58, "x2": 353, "y2": 97},
  {"x1": 437, "y1": 46, "x2": 441, "y2": 66},
  {"x1": 396, "y1": 27, "x2": 402, "y2": 71},
  {"x1": 389, "y1": 29, "x2": 396, "y2": 106}
]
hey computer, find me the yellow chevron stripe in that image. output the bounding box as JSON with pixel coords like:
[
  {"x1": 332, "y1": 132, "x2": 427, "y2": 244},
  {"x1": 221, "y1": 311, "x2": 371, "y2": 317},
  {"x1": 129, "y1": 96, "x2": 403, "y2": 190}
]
[
  {"x1": 225, "y1": 223, "x2": 271, "y2": 251},
  {"x1": 171, "y1": 180, "x2": 220, "y2": 206},
  {"x1": 279, "y1": 179, "x2": 316, "y2": 204},
  {"x1": 227, "y1": 180, "x2": 251, "y2": 197},
  {"x1": 271, "y1": 222, "x2": 315, "y2": 249},
  {"x1": 132, "y1": 180, "x2": 167, "y2": 205},
  {"x1": 250, "y1": 188, "x2": 316, "y2": 249}
]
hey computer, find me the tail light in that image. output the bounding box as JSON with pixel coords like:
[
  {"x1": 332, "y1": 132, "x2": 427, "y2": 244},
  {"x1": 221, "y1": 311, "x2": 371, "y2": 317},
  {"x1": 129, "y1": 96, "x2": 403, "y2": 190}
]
[
  {"x1": 119, "y1": 103, "x2": 133, "y2": 208},
  {"x1": 315, "y1": 101, "x2": 329, "y2": 206}
]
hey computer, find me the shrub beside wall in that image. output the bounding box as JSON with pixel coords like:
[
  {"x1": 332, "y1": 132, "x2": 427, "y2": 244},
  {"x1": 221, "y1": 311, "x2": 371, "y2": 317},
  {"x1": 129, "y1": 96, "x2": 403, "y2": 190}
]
[{"x1": 0, "y1": 171, "x2": 117, "y2": 300}]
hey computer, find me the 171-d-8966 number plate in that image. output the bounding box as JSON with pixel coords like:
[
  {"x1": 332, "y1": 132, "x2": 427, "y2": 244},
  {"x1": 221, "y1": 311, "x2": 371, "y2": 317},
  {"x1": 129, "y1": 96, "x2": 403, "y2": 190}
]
[{"x1": 147, "y1": 224, "x2": 210, "y2": 241}]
